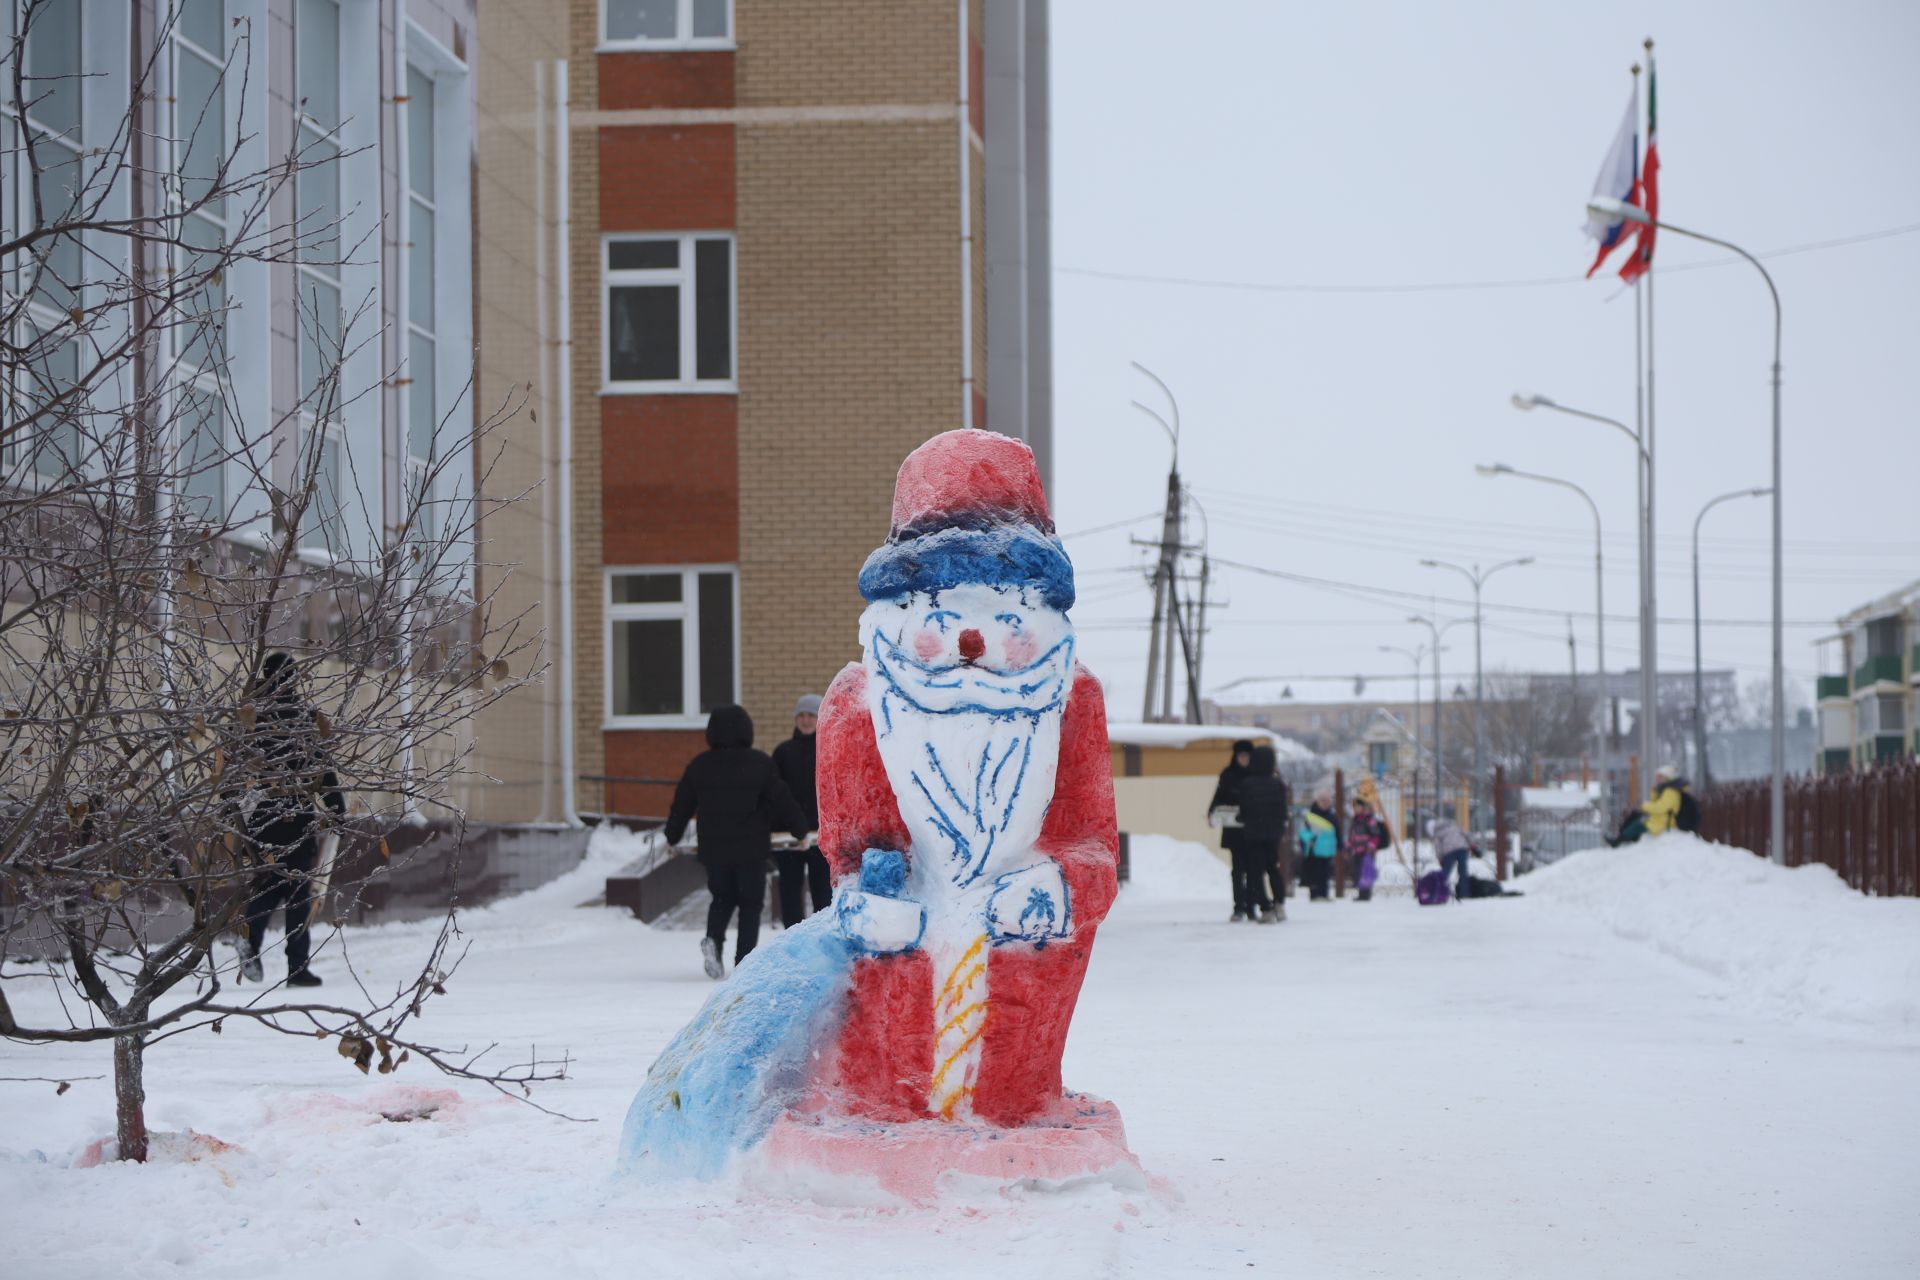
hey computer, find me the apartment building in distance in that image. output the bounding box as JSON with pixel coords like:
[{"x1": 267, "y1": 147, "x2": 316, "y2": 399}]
[
  {"x1": 1816, "y1": 580, "x2": 1920, "y2": 773},
  {"x1": 564, "y1": 1, "x2": 1054, "y2": 815}
]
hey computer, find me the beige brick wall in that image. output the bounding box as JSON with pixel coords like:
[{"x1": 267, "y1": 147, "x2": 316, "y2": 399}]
[
  {"x1": 463, "y1": 0, "x2": 572, "y2": 823},
  {"x1": 734, "y1": 2, "x2": 967, "y2": 745}
]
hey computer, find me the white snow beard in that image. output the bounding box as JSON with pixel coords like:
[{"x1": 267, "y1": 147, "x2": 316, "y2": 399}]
[{"x1": 861, "y1": 601, "x2": 1072, "y2": 894}]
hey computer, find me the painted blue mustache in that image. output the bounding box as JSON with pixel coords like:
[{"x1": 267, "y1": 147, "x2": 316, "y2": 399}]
[{"x1": 870, "y1": 630, "x2": 1072, "y2": 709}]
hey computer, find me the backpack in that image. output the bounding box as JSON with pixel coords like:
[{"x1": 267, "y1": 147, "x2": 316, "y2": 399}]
[
  {"x1": 1416, "y1": 869, "x2": 1451, "y2": 906},
  {"x1": 1675, "y1": 789, "x2": 1702, "y2": 834}
]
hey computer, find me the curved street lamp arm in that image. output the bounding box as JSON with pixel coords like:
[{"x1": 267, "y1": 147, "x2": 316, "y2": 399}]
[
  {"x1": 1650, "y1": 222, "x2": 1783, "y2": 364},
  {"x1": 1129, "y1": 361, "x2": 1181, "y2": 458}
]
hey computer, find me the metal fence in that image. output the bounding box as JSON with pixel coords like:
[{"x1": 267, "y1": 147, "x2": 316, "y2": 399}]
[{"x1": 1700, "y1": 762, "x2": 1920, "y2": 898}]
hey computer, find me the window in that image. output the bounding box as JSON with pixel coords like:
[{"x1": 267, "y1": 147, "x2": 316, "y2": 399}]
[
  {"x1": 405, "y1": 62, "x2": 437, "y2": 545},
  {"x1": 295, "y1": 0, "x2": 343, "y2": 549},
  {"x1": 601, "y1": 0, "x2": 731, "y2": 49},
  {"x1": 605, "y1": 567, "x2": 737, "y2": 724},
  {"x1": 167, "y1": 0, "x2": 231, "y2": 523},
  {"x1": 3, "y1": 0, "x2": 90, "y2": 480},
  {"x1": 603, "y1": 234, "x2": 734, "y2": 392}
]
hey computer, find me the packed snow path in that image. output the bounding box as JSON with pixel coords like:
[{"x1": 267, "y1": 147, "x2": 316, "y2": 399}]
[{"x1": 4, "y1": 834, "x2": 1917, "y2": 1278}]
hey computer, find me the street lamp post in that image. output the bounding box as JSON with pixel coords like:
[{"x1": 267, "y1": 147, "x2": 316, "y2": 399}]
[
  {"x1": 1420, "y1": 556, "x2": 1533, "y2": 826},
  {"x1": 1692, "y1": 486, "x2": 1773, "y2": 788},
  {"x1": 1130, "y1": 362, "x2": 1180, "y2": 723},
  {"x1": 1591, "y1": 195, "x2": 1787, "y2": 864},
  {"x1": 1512, "y1": 390, "x2": 1653, "y2": 789},
  {"x1": 1407, "y1": 615, "x2": 1471, "y2": 828},
  {"x1": 1478, "y1": 463, "x2": 1607, "y2": 802},
  {"x1": 1382, "y1": 643, "x2": 1429, "y2": 790}
]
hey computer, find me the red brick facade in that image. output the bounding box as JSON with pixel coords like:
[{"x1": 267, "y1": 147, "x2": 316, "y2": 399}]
[
  {"x1": 600, "y1": 396, "x2": 739, "y2": 564},
  {"x1": 599, "y1": 51, "x2": 735, "y2": 110}
]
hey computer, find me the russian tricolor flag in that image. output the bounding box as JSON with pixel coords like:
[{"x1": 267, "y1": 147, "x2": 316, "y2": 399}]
[{"x1": 1585, "y1": 85, "x2": 1641, "y2": 278}]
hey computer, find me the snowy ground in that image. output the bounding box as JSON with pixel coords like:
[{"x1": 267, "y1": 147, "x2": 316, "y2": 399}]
[{"x1": 5, "y1": 831, "x2": 1918, "y2": 1279}]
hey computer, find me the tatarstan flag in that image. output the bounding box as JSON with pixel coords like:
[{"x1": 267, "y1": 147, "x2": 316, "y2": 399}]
[{"x1": 1619, "y1": 60, "x2": 1658, "y2": 283}]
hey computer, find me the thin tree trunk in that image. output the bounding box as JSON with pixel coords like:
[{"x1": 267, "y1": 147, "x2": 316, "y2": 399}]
[{"x1": 113, "y1": 1024, "x2": 149, "y2": 1163}]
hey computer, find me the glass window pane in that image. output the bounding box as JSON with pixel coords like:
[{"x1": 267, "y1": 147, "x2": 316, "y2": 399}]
[
  {"x1": 179, "y1": 215, "x2": 227, "y2": 371},
  {"x1": 612, "y1": 619, "x2": 684, "y2": 716},
  {"x1": 692, "y1": 0, "x2": 729, "y2": 38},
  {"x1": 609, "y1": 239, "x2": 677, "y2": 271},
  {"x1": 296, "y1": 138, "x2": 340, "y2": 267},
  {"x1": 297, "y1": 276, "x2": 342, "y2": 407},
  {"x1": 26, "y1": 0, "x2": 83, "y2": 141},
  {"x1": 180, "y1": 0, "x2": 225, "y2": 53},
  {"x1": 694, "y1": 239, "x2": 731, "y2": 381},
  {"x1": 410, "y1": 202, "x2": 435, "y2": 329},
  {"x1": 409, "y1": 332, "x2": 435, "y2": 460},
  {"x1": 408, "y1": 462, "x2": 437, "y2": 546},
  {"x1": 611, "y1": 573, "x2": 681, "y2": 605},
  {"x1": 179, "y1": 385, "x2": 225, "y2": 523},
  {"x1": 607, "y1": 285, "x2": 680, "y2": 382},
  {"x1": 30, "y1": 337, "x2": 84, "y2": 479},
  {"x1": 406, "y1": 66, "x2": 434, "y2": 201},
  {"x1": 297, "y1": 0, "x2": 340, "y2": 127},
  {"x1": 697, "y1": 572, "x2": 734, "y2": 712},
  {"x1": 31, "y1": 151, "x2": 86, "y2": 314},
  {"x1": 175, "y1": 47, "x2": 225, "y2": 215},
  {"x1": 297, "y1": 426, "x2": 341, "y2": 547},
  {"x1": 605, "y1": 0, "x2": 677, "y2": 41}
]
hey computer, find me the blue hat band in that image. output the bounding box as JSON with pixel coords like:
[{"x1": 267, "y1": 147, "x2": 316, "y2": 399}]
[{"x1": 858, "y1": 525, "x2": 1075, "y2": 611}]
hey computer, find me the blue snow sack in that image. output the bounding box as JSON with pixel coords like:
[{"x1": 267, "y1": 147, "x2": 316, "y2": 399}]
[{"x1": 617, "y1": 909, "x2": 853, "y2": 1181}]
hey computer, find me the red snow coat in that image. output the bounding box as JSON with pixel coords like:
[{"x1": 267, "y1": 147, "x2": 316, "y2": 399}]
[{"x1": 814, "y1": 661, "x2": 1120, "y2": 1127}]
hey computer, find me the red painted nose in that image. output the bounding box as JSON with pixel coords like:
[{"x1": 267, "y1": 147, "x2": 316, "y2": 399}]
[{"x1": 958, "y1": 629, "x2": 986, "y2": 662}]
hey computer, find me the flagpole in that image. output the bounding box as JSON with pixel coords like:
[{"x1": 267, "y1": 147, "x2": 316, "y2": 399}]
[
  {"x1": 1642, "y1": 37, "x2": 1659, "y2": 783},
  {"x1": 1628, "y1": 62, "x2": 1655, "y2": 794}
]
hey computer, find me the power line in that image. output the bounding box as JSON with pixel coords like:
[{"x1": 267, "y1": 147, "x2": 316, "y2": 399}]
[{"x1": 1057, "y1": 219, "x2": 1920, "y2": 297}]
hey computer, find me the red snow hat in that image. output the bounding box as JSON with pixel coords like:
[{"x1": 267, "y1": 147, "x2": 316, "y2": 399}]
[{"x1": 858, "y1": 429, "x2": 1075, "y2": 610}]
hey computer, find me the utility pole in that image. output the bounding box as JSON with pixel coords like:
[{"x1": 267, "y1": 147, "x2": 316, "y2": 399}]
[
  {"x1": 1130, "y1": 363, "x2": 1181, "y2": 722},
  {"x1": 1421, "y1": 557, "x2": 1532, "y2": 826}
]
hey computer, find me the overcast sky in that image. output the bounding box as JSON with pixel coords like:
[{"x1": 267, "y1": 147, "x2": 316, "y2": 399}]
[{"x1": 1046, "y1": 0, "x2": 1920, "y2": 720}]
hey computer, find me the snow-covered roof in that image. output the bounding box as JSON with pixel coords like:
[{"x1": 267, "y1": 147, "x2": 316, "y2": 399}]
[
  {"x1": 1106, "y1": 722, "x2": 1315, "y2": 761},
  {"x1": 1520, "y1": 784, "x2": 1601, "y2": 812}
]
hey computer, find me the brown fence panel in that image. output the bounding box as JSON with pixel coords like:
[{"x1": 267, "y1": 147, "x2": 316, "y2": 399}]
[{"x1": 1699, "y1": 761, "x2": 1919, "y2": 899}]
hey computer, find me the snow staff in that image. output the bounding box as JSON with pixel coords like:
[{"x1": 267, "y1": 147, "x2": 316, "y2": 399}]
[
  {"x1": 662, "y1": 704, "x2": 809, "y2": 978},
  {"x1": 771, "y1": 693, "x2": 831, "y2": 925},
  {"x1": 236, "y1": 652, "x2": 344, "y2": 988}
]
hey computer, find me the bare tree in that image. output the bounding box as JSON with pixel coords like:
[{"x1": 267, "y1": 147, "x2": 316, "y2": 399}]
[
  {"x1": 1471, "y1": 669, "x2": 1602, "y2": 781},
  {"x1": 1, "y1": 3, "x2": 557, "y2": 1162}
]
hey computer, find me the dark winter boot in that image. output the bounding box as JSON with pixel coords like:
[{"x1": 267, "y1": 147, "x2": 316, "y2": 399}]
[{"x1": 286, "y1": 969, "x2": 323, "y2": 988}]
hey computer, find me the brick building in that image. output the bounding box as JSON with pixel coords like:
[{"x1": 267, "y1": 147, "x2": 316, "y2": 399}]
[{"x1": 560, "y1": 1, "x2": 1054, "y2": 817}]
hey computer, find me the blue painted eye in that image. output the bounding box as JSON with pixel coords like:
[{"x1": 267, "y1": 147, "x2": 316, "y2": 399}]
[
  {"x1": 995, "y1": 613, "x2": 1023, "y2": 629},
  {"x1": 925, "y1": 610, "x2": 960, "y2": 633}
]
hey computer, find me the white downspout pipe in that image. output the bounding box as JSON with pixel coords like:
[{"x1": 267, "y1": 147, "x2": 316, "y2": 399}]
[
  {"x1": 555, "y1": 58, "x2": 581, "y2": 826},
  {"x1": 957, "y1": 0, "x2": 973, "y2": 428}
]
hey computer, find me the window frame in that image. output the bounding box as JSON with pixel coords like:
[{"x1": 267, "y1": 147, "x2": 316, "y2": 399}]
[
  {"x1": 600, "y1": 231, "x2": 737, "y2": 395},
  {"x1": 603, "y1": 564, "x2": 740, "y2": 729},
  {"x1": 597, "y1": 0, "x2": 734, "y2": 52}
]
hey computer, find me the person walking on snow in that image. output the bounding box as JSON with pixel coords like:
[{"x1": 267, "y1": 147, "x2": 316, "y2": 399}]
[
  {"x1": 1428, "y1": 816, "x2": 1475, "y2": 901},
  {"x1": 771, "y1": 693, "x2": 831, "y2": 925},
  {"x1": 1230, "y1": 746, "x2": 1290, "y2": 923},
  {"x1": 1209, "y1": 739, "x2": 1255, "y2": 918},
  {"x1": 1297, "y1": 795, "x2": 1339, "y2": 901},
  {"x1": 664, "y1": 704, "x2": 810, "y2": 978},
  {"x1": 237, "y1": 651, "x2": 344, "y2": 988},
  {"x1": 1347, "y1": 794, "x2": 1390, "y2": 903}
]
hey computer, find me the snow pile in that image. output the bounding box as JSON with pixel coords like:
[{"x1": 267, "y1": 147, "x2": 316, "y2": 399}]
[
  {"x1": 1116, "y1": 833, "x2": 1229, "y2": 904},
  {"x1": 1526, "y1": 834, "x2": 1920, "y2": 1029}
]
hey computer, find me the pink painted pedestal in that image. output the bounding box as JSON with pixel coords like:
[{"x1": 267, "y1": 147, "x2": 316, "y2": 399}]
[{"x1": 756, "y1": 1093, "x2": 1145, "y2": 1205}]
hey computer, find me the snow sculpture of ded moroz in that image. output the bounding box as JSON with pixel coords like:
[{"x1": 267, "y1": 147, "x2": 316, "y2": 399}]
[{"x1": 620, "y1": 429, "x2": 1139, "y2": 1200}]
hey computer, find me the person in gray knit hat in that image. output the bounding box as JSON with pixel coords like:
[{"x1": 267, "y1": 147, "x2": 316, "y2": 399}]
[{"x1": 771, "y1": 692, "x2": 829, "y2": 924}]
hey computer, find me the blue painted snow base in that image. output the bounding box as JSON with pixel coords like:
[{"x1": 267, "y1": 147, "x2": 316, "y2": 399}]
[{"x1": 618, "y1": 911, "x2": 854, "y2": 1182}]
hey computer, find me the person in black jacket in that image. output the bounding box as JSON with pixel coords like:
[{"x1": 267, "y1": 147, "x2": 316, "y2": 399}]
[
  {"x1": 237, "y1": 652, "x2": 345, "y2": 988},
  {"x1": 770, "y1": 693, "x2": 830, "y2": 926},
  {"x1": 1209, "y1": 739, "x2": 1255, "y2": 919},
  {"x1": 664, "y1": 703, "x2": 809, "y2": 978},
  {"x1": 1231, "y1": 745, "x2": 1290, "y2": 924}
]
